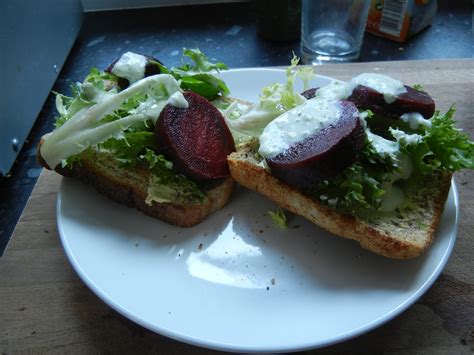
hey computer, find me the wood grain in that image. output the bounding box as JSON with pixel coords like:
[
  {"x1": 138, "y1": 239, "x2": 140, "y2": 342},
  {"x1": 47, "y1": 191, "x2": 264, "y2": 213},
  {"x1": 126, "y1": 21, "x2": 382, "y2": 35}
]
[{"x1": 1, "y1": 59, "x2": 473, "y2": 354}]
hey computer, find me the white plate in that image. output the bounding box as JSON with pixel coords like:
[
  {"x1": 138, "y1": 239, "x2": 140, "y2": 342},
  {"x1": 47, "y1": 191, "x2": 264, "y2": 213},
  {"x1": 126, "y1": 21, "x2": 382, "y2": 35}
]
[{"x1": 57, "y1": 69, "x2": 458, "y2": 353}]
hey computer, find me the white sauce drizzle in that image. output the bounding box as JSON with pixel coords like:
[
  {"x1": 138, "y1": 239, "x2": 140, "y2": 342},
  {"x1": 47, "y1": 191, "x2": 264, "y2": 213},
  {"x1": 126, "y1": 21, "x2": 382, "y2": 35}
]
[
  {"x1": 41, "y1": 74, "x2": 181, "y2": 168},
  {"x1": 390, "y1": 128, "x2": 423, "y2": 145},
  {"x1": 380, "y1": 183, "x2": 405, "y2": 212},
  {"x1": 368, "y1": 132, "x2": 399, "y2": 159},
  {"x1": 400, "y1": 112, "x2": 432, "y2": 129}
]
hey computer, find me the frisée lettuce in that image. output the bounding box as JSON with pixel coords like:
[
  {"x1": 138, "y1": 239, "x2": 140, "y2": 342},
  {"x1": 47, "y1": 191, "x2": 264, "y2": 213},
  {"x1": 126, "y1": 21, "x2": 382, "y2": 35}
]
[
  {"x1": 43, "y1": 49, "x2": 230, "y2": 205},
  {"x1": 237, "y1": 62, "x2": 473, "y2": 213},
  {"x1": 154, "y1": 48, "x2": 229, "y2": 100},
  {"x1": 223, "y1": 55, "x2": 311, "y2": 137},
  {"x1": 307, "y1": 107, "x2": 473, "y2": 213}
]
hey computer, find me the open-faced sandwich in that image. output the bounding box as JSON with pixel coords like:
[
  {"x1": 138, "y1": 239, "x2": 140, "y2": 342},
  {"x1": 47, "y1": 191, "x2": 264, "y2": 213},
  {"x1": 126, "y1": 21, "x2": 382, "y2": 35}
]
[
  {"x1": 226, "y1": 57, "x2": 473, "y2": 259},
  {"x1": 37, "y1": 49, "x2": 243, "y2": 227}
]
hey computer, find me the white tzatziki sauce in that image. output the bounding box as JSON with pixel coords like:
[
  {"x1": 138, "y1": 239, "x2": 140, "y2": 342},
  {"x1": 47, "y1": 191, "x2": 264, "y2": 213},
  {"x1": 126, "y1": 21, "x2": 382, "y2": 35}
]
[
  {"x1": 314, "y1": 73, "x2": 408, "y2": 105},
  {"x1": 390, "y1": 128, "x2": 423, "y2": 145},
  {"x1": 258, "y1": 99, "x2": 344, "y2": 158},
  {"x1": 167, "y1": 91, "x2": 189, "y2": 108},
  {"x1": 400, "y1": 112, "x2": 432, "y2": 129},
  {"x1": 351, "y1": 73, "x2": 407, "y2": 104},
  {"x1": 111, "y1": 52, "x2": 148, "y2": 84},
  {"x1": 315, "y1": 80, "x2": 354, "y2": 101},
  {"x1": 380, "y1": 183, "x2": 405, "y2": 212},
  {"x1": 367, "y1": 132, "x2": 399, "y2": 159}
]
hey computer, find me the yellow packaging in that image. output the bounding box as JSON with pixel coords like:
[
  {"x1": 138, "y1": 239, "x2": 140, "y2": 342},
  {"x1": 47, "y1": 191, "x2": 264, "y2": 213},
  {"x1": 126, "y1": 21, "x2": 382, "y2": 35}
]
[{"x1": 365, "y1": 0, "x2": 438, "y2": 42}]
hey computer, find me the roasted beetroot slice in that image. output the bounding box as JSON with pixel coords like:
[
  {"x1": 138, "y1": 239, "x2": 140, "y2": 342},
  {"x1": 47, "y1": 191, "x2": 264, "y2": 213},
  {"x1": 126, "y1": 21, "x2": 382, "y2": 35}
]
[
  {"x1": 267, "y1": 101, "x2": 365, "y2": 188},
  {"x1": 348, "y1": 85, "x2": 435, "y2": 119},
  {"x1": 396, "y1": 86, "x2": 435, "y2": 118},
  {"x1": 301, "y1": 87, "x2": 319, "y2": 100},
  {"x1": 106, "y1": 54, "x2": 163, "y2": 89},
  {"x1": 155, "y1": 91, "x2": 236, "y2": 181}
]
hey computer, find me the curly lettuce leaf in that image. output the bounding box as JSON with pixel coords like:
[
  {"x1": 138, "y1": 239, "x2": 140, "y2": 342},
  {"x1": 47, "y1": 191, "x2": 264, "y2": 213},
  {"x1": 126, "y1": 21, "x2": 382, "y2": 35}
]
[
  {"x1": 179, "y1": 76, "x2": 220, "y2": 99},
  {"x1": 181, "y1": 48, "x2": 228, "y2": 72},
  {"x1": 387, "y1": 107, "x2": 472, "y2": 177},
  {"x1": 84, "y1": 67, "x2": 118, "y2": 89},
  {"x1": 102, "y1": 132, "x2": 204, "y2": 204},
  {"x1": 413, "y1": 83, "x2": 425, "y2": 92},
  {"x1": 98, "y1": 134, "x2": 204, "y2": 204},
  {"x1": 306, "y1": 140, "x2": 393, "y2": 212},
  {"x1": 54, "y1": 68, "x2": 121, "y2": 128},
  {"x1": 306, "y1": 107, "x2": 473, "y2": 212},
  {"x1": 42, "y1": 74, "x2": 182, "y2": 169},
  {"x1": 54, "y1": 92, "x2": 93, "y2": 128},
  {"x1": 99, "y1": 131, "x2": 156, "y2": 166},
  {"x1": 48, "y1": 54, "x2": 223, "y2": 205},
  {"x1": 142, "y1": 149, "x2": 204, "y2": 204},
  {"x1": 262, "y1": 54, "x2": 306, "y2": 112},
  {"x1": 101, "y1": 131, "x2": 204, "y2": 204},
  {"x1": 268, "y1": 207, "x2": 288, "y2": 229},
  {"x1": 223, "y1": 54, "x2": 307, "y2": 137},
  {"x1": 417, "y1": 107, "x2": 472, "y2": 171},
  {"x1": 169, "y1": 48, "x2": 229, "y2": 100},
  {"x1": 296, "y1": 66, "x2": 315, "y2": 91}
]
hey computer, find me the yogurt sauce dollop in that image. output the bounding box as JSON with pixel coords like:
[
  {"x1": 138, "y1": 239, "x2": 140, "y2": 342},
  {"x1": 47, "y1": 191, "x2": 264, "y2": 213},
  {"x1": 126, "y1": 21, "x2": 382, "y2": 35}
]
[
  {"x1": 111, "y1": 52, "x2": 148, "y2": 84},
  {"x1": 258, "y1": 99, "x2": 345, "y2": 158}
]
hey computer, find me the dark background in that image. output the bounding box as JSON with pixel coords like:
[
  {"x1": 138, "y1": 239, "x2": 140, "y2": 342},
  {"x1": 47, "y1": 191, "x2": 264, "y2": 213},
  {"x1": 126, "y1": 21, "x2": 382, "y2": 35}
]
[{"x1": 0, "y1": 0, "x2": 472, "y2": 254}]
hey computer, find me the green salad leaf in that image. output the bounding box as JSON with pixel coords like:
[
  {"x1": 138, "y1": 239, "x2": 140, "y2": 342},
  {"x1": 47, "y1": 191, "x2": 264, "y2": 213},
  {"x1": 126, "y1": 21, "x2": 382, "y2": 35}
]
[
  {"x1": 260, "y1": 54, "x2": 307, "y2": 112},
  {"x1": 413, "y1": 83, "x2": 425, "y2": 92},
  {"x1": 305, "y1": 140, "x2": 393, "y2": 212},
  {"x1": 223, "y1": 54, "x2": 308, "y2": 137},
  {"x1": 54, "y1": 68, "x2": 123, "y2": 128},
  {"x1": 54, "y1": 84, "x2": 94, "y2": 128},
  {"x1": 181, "y1": 48, "x2": 228, "y2": 72},
  {"x1": 404, "y1": 107, "x2": 474, "y2": 173},
  {"x1": 85, "y1": 67, "x2": 118, "y2": 88},
  {"x1": 142, "y1": 149, "x2": 204, "y2": 204},
  {"x1": 268, "y1": 207, "x2": 288, "y2": 229},
  {"x1": 99, "y1": 134, "x2": 204, "y2": 204},
  {"x1": 100, "y1": 131, "x2": 156, "y2": 166},
  {"x1": 306, "y1": 106, "x2": 473, "y2": 213},
  {"x1": 168, "y1": 48, "x2": 229, "y2": 100},
  {"x1": 48, "y1": 50, "x2": 232, "y2": 206}
]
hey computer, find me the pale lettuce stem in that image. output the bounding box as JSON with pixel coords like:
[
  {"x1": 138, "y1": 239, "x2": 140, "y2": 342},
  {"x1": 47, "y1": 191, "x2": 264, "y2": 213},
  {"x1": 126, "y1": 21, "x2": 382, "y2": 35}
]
[
  {"x1": 48, "y1": 75, "x2": 172, "y2": 145},
  {"x1": 48, "y1": 113, "x2": 147, "y2": 168},
  {"x1": 41, "y1": 74, "x2": 181, "y2": 168}
]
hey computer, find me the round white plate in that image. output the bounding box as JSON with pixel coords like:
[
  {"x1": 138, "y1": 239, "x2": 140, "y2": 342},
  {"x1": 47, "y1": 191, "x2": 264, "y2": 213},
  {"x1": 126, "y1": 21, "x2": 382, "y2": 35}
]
[{"x1": 57, "y1": 69, "x2": 458, "y2": 353}]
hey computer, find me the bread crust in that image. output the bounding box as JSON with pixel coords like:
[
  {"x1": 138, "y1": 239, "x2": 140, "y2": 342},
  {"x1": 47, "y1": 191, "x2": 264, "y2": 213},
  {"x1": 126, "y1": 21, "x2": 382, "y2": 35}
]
[
  {"x1": 37, "y1": 139, "x2": 234, "y2": 227},
  {"x1": 228, "y1": 141, "x2": 452, "y2": 259}
]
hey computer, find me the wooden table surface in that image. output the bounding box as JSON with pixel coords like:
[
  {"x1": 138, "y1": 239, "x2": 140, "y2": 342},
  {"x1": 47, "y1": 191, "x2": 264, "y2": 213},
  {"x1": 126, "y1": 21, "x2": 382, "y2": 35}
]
[{"x1": 1, "y1": 59, "x2": 473, "y2": 354}]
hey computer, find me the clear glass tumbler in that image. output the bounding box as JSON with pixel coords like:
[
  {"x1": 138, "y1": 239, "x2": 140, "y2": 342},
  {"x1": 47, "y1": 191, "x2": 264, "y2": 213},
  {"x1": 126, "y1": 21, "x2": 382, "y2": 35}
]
[{"x1": 301, "y1": 0, "x2": 371, "y2": 64}]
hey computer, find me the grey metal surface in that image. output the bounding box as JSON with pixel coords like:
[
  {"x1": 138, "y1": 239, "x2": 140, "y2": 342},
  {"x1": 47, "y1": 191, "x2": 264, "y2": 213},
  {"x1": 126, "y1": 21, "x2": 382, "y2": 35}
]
[
  {"x1": 0, "y1": 0, "x2": 83, "y2": 176},
  {"x1": 80, "y1": 0, "x2": 247, "y2": 12}
]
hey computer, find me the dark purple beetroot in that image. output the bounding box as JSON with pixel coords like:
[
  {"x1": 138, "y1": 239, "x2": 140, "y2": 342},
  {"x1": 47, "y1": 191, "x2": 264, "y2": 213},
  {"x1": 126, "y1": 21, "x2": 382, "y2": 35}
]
[
  {"x1": 155, "y1": 91, "x2": 236, "y2": 181},
  {"x1": 348, "y1": 85, "x2": 435, "y2": 119},
  {"x1": 301, "y1": 88, "x2": 319, "y2": 100},
  {"x1": 267, "y1": 101, "x2": 366, "y2": 188},
  {"x1": 106, "y1": 54, "x2": 163, "y2": 89}
]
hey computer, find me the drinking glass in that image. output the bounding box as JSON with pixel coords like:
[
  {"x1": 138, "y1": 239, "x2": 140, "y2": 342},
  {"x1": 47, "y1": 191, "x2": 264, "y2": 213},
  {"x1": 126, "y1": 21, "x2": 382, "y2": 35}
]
[{"x1": 301, "y1": 0, "x2": 371, "y2": 64}]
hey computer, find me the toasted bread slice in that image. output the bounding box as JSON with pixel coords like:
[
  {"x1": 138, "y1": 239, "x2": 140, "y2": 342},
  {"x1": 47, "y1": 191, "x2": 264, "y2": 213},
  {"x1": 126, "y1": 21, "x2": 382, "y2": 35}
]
[
  {"x1": 37, "y1": 97, "x2": 252, "y2": 227},
  {"x1": 228, "y1": 139, "x2": 452, "y2": 259},
  {"x1": 37, "y1": 138, "x2": 234, "y2": 227}
]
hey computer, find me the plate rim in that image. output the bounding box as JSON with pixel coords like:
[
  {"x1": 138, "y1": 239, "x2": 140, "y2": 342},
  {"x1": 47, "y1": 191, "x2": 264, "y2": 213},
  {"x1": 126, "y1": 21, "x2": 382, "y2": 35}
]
[{"x1": 56, "y1": 68, "x2": 459, "y2": 353}]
